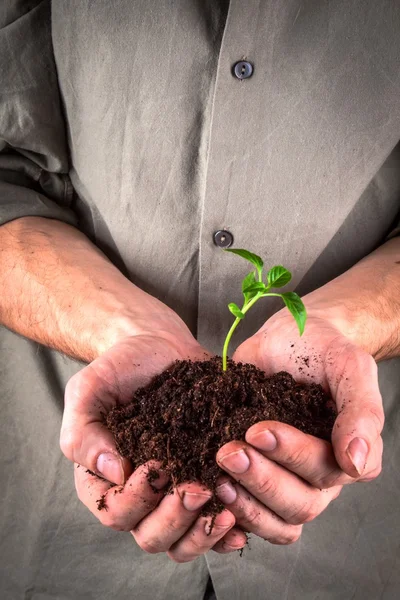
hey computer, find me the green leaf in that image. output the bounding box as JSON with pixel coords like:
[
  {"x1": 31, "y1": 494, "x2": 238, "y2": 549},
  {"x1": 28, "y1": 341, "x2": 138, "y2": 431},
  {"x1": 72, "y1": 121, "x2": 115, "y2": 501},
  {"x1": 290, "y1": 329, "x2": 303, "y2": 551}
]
[
  {"x1": 242, "y1": 271, "x2": 256, "y2": 293},
  {"x1": 228, "y1": 302, "x2": 245, "y2": 320},
  {"x1": 242, "y1": 271, "x2": 257, "y2": 302},
  {"x1": 225, "y1": 249, "x2": 264, "y2": 273},
  {"x1": 280, "y1": 292, "x2": 307, "y2": 336},
  {"x1": 267, "y1": 265, "x2": 292, "y2": 288},
  {"x1": 242, "y1": 282, "x2": 267, "y2": 294}
]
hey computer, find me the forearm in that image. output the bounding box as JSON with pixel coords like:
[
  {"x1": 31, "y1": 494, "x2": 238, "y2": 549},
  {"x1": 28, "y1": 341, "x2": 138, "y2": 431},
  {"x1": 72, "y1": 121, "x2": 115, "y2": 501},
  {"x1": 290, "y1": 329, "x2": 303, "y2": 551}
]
[
  {"x1": 0, "y1": 217, "x2": 187, "y2": 362},
  {"x1": 305, "y1": 237, "x2": 400, "y2": 360}
]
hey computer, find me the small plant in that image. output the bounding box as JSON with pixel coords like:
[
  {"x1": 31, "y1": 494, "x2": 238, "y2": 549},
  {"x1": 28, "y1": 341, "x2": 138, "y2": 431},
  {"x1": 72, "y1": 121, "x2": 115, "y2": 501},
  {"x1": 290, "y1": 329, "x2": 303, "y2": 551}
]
[{"x1": 222, "y1": 249, "x2": 307, "y2": 371}]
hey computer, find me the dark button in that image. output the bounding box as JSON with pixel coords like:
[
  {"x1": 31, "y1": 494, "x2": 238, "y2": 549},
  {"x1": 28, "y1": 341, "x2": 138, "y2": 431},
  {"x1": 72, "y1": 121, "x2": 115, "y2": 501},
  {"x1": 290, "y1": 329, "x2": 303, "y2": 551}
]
[
  {"x1": 213, "y1": 230, "x2": 234, "y2": 248},
  {"x1": 233, "y1": 61, "x2": 253, "y2": 80}
]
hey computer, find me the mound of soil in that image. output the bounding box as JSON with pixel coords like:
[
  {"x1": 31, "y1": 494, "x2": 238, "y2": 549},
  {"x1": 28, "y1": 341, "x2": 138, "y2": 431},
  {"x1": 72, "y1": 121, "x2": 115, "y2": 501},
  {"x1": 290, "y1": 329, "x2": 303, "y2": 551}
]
[{"x1": 106, "y1": 357, "x2": 336, "y2": 514}]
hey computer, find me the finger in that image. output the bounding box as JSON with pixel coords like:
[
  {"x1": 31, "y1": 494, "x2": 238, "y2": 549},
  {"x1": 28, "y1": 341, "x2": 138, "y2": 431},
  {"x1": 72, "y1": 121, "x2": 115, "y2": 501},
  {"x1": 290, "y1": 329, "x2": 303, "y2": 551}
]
[
  {"x1": 246, "y1": 421, "x2": 383, "y2": 486},
  {"x1": 216, "y1": 441, "x2": 341, "y2": 525},
  {"x1": 166, "y1": 510, "x2": 235, "y2": 563},
  {"x1": 245, "y1": 421, "x2": 354, "y2": 488},
  {"x1": 131, "y1": 482, "x2": 212, "y2": 554},
  {"x1": 356, "y1": 435, "x2": 383, "y2": 482},
  {"x1": 61, "y1": 336, "x2": 189, "y2": 484},
  {"x1": 212, "y1": 527, "x2": 248, "y2": 554},
  {"x1": 61, "y1": 365, "x2": 133, "y2": 484},
  {"x1": 215, "y1": 479, "x2": 303, "y2": 543},
  {"x1": 235, "y1": 333, "x2": 384, "y2": 482},
  {"x1": 75, "y1": 461, "x2": 168, "y2": 530},
  {"x1": 246, "y1": 421, "x2": 382, "y2": 489},
  {"x1": 325, "y1": 343, "x2": 384, "y2": 478}
]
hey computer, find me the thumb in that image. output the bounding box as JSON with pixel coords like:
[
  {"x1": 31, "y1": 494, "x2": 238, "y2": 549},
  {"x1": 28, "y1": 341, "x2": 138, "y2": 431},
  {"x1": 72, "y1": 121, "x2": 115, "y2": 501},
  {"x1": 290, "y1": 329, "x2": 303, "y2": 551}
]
[
  {"x1": 329, "y1": 347, "x2": 384, "y2": 478},
  {"x1": 60, "y1": 332, "x2": 206, "y2": 484},
  {"x1": 232, "y1": 334, "x2": 261, "y2": 367},
  {"x1": 60, "y1": 365, "x2": 132, "y2": 485}
]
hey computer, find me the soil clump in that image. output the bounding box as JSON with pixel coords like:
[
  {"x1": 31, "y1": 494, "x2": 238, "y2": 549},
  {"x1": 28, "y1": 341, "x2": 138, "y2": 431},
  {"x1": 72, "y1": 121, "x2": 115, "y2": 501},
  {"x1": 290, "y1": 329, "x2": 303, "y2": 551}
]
[{"x1": 106, "y1": 357, "x2": 336, "y2": 514}]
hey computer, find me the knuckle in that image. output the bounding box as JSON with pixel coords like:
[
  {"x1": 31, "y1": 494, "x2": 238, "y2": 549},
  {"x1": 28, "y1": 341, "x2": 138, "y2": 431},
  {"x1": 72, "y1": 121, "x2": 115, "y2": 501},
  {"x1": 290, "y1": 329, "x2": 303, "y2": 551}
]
[
  {"x1": 285, "y1": 527, "x2": 303, "y2": 545},
  {"x1": 255, "y1": 476, "x2": 279, "y2": 499},
  {"x1": 301, "y1": 508, "x2": 320, "y2": 524},
  {"x1": 164, "y1": 517, "x2": 185, "y2": 535},
  {"x1": 136, "y1": 537, "x2": 162, "y2": 555},
  {"x1": 59, "y1": 427, "x2": 80, "y2": 461},
  {"x1": 242, "y1": 507, "x2": 262, "y2": 528},
  {"x1": 168, "y1": 552, "x2": 194, "y2": 564},
  {"x1": 317, "y1": 470, "x2": 343, "y2": 489},
  {"x1": 286, "y1": 502, "x2": 317, "y2": 526},
  {"x1": 64, "y1": 375, "x2": 82, "y2": 408},
  {"x1": 98, "y1": 512, "x2": 124, "y2": 531},
  {"x1": 189, "y1": 536, "x2": 208, "y2": 553},
  {"x1": 284, "y1": 445, "x2": 312, "y2": 471},
  {"x1": 269, "y1": 526, "x2": 302, "y2": 546}
]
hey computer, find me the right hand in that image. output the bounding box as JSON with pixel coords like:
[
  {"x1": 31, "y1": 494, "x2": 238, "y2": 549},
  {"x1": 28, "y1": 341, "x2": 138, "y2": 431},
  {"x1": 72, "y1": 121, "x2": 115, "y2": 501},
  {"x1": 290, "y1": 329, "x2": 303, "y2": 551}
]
[{"x1": 60, "y1": 319, "x2": 246, "y2": 561}]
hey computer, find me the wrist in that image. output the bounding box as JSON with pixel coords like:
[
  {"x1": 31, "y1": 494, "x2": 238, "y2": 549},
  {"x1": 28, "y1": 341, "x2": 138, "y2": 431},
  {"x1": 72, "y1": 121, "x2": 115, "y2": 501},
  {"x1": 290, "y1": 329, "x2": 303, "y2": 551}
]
[
  {"x1": 0, "y1": 216, "x2": 198, "y2": 363},
  {"x1": 303, "y1": 263, "x2": 400, "y2": 361},
  {"x1": 94, "y1": 291, "x2": 197, "y2": 359}
]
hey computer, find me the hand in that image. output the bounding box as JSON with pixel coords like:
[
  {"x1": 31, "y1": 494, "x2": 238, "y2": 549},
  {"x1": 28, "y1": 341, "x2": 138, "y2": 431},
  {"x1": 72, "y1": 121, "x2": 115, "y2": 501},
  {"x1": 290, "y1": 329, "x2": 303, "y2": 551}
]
[
  {"x1": 61, "y1": 320, "x2": 247, "y2": 562},
  {"x1": 0, "y1": 217, "x2": 246, "y2": 559},
  {"x1": 215, "y1": 310, "x2": 384, "y2": 543}
]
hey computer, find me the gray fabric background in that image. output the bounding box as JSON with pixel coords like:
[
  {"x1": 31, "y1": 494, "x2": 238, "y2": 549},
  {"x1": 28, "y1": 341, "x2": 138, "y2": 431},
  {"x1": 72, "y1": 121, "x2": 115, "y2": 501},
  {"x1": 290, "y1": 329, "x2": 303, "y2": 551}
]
[{"x1": 1, "y1": 1, "x2": 400, "y2": 598}]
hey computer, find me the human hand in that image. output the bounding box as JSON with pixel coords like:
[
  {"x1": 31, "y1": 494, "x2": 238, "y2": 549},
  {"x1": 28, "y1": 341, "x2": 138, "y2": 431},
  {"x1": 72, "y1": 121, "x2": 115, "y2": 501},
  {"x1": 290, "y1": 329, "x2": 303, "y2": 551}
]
[
  {"x1": 214, "y1": 310, "x2": 384, "y2": 543},
  {"x1": 61, "y1": 319, "x2": 246, "y2": 562}
]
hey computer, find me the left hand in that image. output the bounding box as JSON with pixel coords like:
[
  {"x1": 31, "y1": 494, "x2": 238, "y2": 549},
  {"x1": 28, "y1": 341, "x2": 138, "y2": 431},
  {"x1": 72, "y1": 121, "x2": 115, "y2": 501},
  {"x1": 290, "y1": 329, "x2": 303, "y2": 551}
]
[{"x1": 215, "y1": 309, "x2": 384, "y2": 544}]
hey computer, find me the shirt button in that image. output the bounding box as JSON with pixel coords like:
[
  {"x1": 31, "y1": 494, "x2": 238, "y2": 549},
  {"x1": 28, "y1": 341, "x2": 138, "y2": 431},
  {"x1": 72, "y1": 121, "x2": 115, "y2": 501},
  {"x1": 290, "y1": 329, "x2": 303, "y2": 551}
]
[
  {"x1": 213, "y1": 230, "x2": 234, "y2": 248},
  {"x1": 233, "y1": 61, "x2": 253, "y2": 80}
]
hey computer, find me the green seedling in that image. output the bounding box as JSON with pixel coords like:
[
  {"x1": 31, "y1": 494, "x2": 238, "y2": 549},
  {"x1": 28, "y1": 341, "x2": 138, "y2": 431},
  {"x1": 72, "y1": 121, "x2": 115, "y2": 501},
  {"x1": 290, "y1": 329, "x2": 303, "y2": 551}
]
[{"x1": 222, "y1": 249, "x2": 307, "y2": 371}]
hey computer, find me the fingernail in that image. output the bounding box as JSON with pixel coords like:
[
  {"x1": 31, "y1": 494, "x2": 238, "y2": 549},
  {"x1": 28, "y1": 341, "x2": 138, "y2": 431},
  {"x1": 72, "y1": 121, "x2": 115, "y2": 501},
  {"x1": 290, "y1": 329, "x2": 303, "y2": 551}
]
[
  {"x1": 182, "y1": 492, "x2": 211, "y2": 511},
  {"x1": 216, "y1": 481, "x2": 237, "y2": 505},
  {"x1": 346, "y1": 438, "x2": 369, "y2": 476},
  {"x1": 96, "y1": 453, "x2": 125, "y2": 484},
  {"x1": 219, "y1": 450, "x2": 250, "y2": 474},
  {"x1": 250, "y1": 430, "x2": 277, "y2": 451},
  {"x1": 205, "y1": 515, "x2": 231, "y2": 535}
]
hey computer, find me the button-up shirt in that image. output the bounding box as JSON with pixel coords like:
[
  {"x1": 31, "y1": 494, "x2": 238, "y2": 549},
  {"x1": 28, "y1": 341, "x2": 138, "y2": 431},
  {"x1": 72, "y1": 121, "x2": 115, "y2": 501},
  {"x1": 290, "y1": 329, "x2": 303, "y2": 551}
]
[{"x1": 1, "y1": 2, "x2": 400, "y2": 599}]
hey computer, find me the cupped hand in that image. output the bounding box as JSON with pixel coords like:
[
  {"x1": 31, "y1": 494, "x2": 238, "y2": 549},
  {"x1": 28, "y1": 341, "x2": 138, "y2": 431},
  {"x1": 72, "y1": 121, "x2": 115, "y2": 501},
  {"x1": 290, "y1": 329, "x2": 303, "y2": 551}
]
[
  {"x1": 61, "y1": 324, "x2": 246, "y2": 561},
  {"x1": 215, "y1": 310, "x2": 384, "y2": 543}
]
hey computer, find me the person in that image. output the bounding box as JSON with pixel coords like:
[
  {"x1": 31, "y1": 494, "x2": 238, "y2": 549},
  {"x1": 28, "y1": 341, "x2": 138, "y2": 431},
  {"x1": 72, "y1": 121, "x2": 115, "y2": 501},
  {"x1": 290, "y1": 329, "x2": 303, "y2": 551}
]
[{"x1": 1, "y1": 1, "x2": 400, "y2": 598}]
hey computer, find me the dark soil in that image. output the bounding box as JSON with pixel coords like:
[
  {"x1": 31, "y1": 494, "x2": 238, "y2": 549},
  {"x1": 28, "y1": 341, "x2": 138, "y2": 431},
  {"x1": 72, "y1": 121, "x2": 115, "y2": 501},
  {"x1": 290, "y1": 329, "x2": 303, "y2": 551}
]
[{"x1": 106, "y1": 357, "x2": 336, "y2": 515}]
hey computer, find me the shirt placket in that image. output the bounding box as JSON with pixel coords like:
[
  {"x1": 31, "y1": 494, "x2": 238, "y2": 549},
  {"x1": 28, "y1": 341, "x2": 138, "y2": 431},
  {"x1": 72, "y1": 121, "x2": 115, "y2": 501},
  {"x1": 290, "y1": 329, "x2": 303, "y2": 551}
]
[{"x1": 197, "y1": 0, "x2": 266, "y2": 355}]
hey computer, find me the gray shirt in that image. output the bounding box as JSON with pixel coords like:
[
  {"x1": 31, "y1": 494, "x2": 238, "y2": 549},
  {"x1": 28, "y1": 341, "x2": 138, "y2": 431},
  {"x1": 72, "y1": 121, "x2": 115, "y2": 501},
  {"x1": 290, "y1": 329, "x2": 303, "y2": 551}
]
[{"x1": 1, "y1": 1, "x2": 400, "y2": 599}]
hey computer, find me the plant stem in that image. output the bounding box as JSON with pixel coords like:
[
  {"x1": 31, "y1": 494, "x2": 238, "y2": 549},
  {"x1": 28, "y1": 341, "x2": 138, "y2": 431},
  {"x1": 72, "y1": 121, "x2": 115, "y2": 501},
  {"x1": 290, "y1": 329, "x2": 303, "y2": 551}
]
[
  {"x1": 222, "y1": 292, "x2": 265, "y2": 371},
  {"x1": 222, "y1": 317, "x2": 241, "y2": 371}
]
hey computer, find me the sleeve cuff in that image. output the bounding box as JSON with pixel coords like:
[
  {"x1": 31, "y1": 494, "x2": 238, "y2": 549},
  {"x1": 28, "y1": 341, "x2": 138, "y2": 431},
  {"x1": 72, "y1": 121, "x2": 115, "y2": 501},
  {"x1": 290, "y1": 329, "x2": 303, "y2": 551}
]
[{"x1": 0, "y1": 180, "x2": 78, "y2": 229}]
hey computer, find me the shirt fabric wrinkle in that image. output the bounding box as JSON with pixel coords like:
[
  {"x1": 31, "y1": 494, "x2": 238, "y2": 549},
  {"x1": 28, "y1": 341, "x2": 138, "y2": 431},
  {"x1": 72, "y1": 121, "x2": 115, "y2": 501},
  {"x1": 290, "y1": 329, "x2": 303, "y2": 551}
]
[{"x1": 1, "y1": 1, "x2": 400, "y2": 599}]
